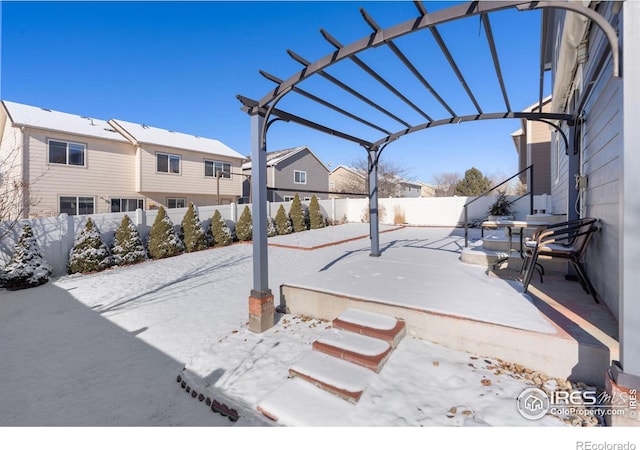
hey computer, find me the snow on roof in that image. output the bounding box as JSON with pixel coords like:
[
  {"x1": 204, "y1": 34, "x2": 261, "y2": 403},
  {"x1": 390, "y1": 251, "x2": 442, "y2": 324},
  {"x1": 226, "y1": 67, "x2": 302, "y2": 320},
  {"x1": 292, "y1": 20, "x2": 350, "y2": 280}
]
[
  {"x1": 1, "y1": 100, "x2": 128, "y2": 142},
  {"x1": 109, "y1": 119, "x2": 245, "y2": 160},
  {"x1": 242, "y1": 145, "x2": 330, "y2": 172}
]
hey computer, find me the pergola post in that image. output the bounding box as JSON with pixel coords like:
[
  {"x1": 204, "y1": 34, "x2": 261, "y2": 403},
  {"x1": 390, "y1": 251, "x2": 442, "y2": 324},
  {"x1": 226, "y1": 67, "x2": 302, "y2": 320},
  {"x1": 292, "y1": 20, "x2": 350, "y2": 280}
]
[
  {"x1": 248, "y1": 112, "x2": 274, "y2": 333},
  {"x1": 367, "y1": 147, "x2": 381, "y2": 257}
]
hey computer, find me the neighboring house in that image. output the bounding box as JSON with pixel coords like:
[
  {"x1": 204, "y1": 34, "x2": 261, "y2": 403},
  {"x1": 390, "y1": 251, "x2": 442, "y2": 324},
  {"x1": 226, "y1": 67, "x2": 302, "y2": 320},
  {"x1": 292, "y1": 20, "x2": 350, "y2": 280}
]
[
  {"x1": 395, "y1": 179, "x2": 422, "y2": 198},
  {"x1": 328, "y1": 165, "x2": 366, "y2": 199},
  {"x1": 511, "y1": 96, "x2": 553, "y2": 195},
  {"x1": 242, "y1": 146, "x2": 329, "y2": 202},
  {"x1": 415, "y1": 181, "x2": 436, "y2": 198},
  {"x1": 0, "y1": 101, "x2": 245, "y2": 217}
]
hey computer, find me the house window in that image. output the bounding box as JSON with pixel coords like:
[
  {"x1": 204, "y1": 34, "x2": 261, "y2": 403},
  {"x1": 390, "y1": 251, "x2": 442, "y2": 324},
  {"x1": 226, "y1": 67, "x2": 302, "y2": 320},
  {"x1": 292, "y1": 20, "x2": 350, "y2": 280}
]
[
  {"x1": 205, "y1": 160, "x2": 231, "y2": 178},
  {"x1": 303, "y1": 197, "x2": 311, "y2": 201},
  {"x1": 111, "y1": 198, "x2": 144, "y2": 213},
  {"x1": 294, "y1": 170, "x2": 307, "y2": 184},
  {"x1": 48, "y1": 140, "x2": 86, "y2": 166},
  {"x1": 59, "y1": 196, "x2": 94, "y2": 215},
  {"x1": 167, "y1": 198, "x2": 186, "y2": 208},
  {"x1": 283, "y1": 196, "x2": 294, "y2": 202},
  {"x1": 157, "y1": 153, "x2": 181, "y2": 174}
]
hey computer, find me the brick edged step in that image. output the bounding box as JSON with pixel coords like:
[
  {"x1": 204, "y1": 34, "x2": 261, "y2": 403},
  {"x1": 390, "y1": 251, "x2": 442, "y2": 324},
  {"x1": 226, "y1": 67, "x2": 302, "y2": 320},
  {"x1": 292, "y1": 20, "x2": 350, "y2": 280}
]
[
  {"x1": 312, "y1": 330, "x2": 392, "y2": 373},
  {"x1": 257, "y1": 377, "x2": 355, "y2": 426},
  {"x1": 289, "y1": 351, "x2": 375, "y2": 403},
  {"x1": 332, "y1": 308, "x2": 406, "y2": 348}
]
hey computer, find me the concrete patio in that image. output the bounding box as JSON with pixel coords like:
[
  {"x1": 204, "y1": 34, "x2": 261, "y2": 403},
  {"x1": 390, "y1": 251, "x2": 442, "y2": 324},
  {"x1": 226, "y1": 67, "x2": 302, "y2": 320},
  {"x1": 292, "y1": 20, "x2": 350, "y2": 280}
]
[{"x1": 277, "y1": 226, "x2": 618, "y2": 386}]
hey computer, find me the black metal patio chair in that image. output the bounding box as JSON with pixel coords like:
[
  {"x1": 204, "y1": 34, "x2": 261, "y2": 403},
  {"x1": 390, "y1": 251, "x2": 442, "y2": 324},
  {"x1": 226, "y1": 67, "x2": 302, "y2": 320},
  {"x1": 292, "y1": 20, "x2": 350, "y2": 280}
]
[{"x1": 520, "y1": 217, "x2": 600, "y2": 303}]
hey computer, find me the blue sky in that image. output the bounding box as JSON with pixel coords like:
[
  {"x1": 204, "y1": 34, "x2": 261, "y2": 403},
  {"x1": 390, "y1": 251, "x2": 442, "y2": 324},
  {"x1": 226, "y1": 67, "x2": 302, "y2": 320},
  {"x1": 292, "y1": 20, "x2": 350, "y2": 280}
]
[{"x1": 1, "y1": 1, "x2": 549, "y2": 183}]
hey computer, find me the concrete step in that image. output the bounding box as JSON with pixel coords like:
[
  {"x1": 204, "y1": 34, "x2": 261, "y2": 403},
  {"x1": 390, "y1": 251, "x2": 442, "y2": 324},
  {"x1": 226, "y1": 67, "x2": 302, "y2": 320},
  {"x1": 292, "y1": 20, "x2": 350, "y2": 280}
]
[
  {"x1": 312, "y1": 329, "x2": 392, "y2": 373},
  {"x1": 288, "y1": 351, "x2": 374, "y2": 403},
  {"x1": 332, "y1": 308, "x2": 406, "y2": 349},
  {"x1": 460, "y1": 245, "x2": 507, "y2": 266},
  {"x1": 257, "y1": 377, "x2": 355, "y2": 426}
]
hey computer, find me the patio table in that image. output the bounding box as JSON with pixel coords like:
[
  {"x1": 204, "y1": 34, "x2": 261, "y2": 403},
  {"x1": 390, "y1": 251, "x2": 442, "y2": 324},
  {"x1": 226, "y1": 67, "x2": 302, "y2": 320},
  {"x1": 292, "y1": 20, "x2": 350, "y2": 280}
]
[{"x1": 481, "y1": 220, "x2": 551, "y2": 268}]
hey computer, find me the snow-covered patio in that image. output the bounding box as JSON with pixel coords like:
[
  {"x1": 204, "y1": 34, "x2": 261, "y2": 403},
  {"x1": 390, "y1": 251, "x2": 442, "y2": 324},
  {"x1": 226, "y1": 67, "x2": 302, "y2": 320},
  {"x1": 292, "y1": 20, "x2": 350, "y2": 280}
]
[{"x1": 0, "y1": 223, "x2": 619, "y2": 431}]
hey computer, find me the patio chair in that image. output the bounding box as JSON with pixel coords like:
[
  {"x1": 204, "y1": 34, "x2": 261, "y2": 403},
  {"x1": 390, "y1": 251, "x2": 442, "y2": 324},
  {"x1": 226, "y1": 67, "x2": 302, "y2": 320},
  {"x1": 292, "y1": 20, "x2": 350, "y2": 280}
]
[{"x1": 520, "y1": 217, "x2": 600, "y2": 303}]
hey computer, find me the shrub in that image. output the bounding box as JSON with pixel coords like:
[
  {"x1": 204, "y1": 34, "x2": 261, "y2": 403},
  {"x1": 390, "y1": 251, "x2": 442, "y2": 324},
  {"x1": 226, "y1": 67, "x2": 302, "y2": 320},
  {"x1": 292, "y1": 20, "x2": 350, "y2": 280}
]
[
  {"x1": 289, "y1": 194, "x2": 307, "y2": 233},
  {"x1": 360, "y1": 204, "x2": 386, "y2": 223},
  {"x1": 210, "y1": 209, "x2": 233, "y2": 247},
  {"x1": 235, "y1": 205, "x2": 252, "y2": 241},
  {"x1": 308, "y1": 195, "x2": 325, "y2": 229},
  {"x1": 147, "y1": 206, "x2": 185, "y2": 259},
  {"x1": 2, "y1": 224, "x2": 52, "y2": 290},
  {"x1": 267, "y1": 216, "x2": 278, "y2": 237},
  {"x1": 181, "y1": 203, "x2": 208, "y2": 252},
  {"x1": 274, "y1": 204, "x2": 292, "y2": 235},
  {"x1": 68, "y1": 218, "x2": 113, "y2": 274},
  {"x1": 393, "y1": 204, "x2": 406, "y2": 225},
  {"x1": 112, "y1": 215, "x2": 147, "y2": 266}
]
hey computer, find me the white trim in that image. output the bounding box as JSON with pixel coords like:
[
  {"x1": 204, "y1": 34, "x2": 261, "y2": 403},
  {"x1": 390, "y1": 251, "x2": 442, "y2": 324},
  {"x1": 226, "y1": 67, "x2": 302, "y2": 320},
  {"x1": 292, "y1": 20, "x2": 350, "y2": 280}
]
[
  {"x1": 294, "y1": 170, "x2": 307, "y2": 184},
  {"x1": 58, "y1": 195, "x2": 95, "y2": 215},
  {"x1": 156, "y1": 152, "x2": 181, "y2": 175},
  {"x1": 166, "y1": 197, "x2": 186, "y2": 208},
  {"x1": 47, "y1": 138, "x2": 87, "y2": 167}
]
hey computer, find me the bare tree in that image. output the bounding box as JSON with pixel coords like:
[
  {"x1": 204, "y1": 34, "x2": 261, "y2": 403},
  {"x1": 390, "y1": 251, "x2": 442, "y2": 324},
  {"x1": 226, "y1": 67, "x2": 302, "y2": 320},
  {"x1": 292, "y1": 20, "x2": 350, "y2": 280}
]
[
  {"x1": 431, "y1": 172, "x2": 461, "y2": 197},
  {"x1": 341, "y1": 156, "x2": 413, "y2": 198},
  {"x1": 1, "y1": 140, "x2": 41, "y2": 240}
]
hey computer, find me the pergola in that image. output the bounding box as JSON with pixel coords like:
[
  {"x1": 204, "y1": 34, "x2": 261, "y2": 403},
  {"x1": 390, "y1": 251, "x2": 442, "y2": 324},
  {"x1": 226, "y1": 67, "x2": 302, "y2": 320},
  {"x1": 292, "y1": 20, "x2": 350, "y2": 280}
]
[{"x1": 237, "y1": 0, "x2": 619, "y2": 333}]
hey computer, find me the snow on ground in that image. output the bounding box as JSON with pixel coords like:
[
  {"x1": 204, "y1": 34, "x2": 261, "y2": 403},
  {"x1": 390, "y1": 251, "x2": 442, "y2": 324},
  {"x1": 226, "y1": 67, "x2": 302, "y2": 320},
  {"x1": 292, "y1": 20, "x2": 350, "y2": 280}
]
[{"x1": 0, "y1": 224, "x2": 630, "y2": 448}]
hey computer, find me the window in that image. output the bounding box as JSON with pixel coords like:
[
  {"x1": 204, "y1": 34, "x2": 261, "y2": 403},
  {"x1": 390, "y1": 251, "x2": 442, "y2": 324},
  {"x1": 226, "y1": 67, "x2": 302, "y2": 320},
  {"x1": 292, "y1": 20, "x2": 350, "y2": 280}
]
[
  {"x1": 294, "y1": 170, "x2": 307, "y2": 184},
  {"x1": 157, "y1": 153, "x2": 181, "y2": 174},
  {"x1": 111, "y1": 198, "x2": 144, "y2": 213},
  {"x1": 205, "y1": 160, "x2": 231, "y2": 178},
  {"x1": 48, "y1": 140, "x2": 86, "y2": 166},
  {"x1": 283, "y1": 196, "x2": 294, "y2": 202},
  {"x1": 167, "y1": 198, "x2": 186, "y2": 208},
  {"x1": 59, "y1": 196, "x2": 94, "y2": 215}
]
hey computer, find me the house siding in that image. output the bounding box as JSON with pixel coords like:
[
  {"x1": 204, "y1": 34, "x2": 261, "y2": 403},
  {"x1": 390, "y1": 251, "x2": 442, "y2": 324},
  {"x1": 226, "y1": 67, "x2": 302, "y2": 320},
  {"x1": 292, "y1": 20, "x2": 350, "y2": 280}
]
[
  {"x1": 551, "y1": 2, "x2": 622, "y2": 317},
  {"x1": 26, "y1": 129, "x2": 137, "y2": 216},
  {"x1": 0, "y1": 122, "x2": 25, "y2": 218},
  {"x1": 272, "y1": 150, "x2": 328, "y2": 200},
  {"x1": 138, "y1": 143, "x2": 242, "y2": 199}
]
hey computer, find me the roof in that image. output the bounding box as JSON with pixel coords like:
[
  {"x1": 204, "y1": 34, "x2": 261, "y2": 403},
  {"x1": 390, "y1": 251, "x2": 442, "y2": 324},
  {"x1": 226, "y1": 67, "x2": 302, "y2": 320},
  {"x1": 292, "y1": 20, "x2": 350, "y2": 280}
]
[
  {"x1": 109, "y1": 119, "x2": 244, "y2": 159},
  {"x1": 242, "y1": 145, "x2": 330, "y2": 171},
  {"x1": 330, "y1": 165, "x2": 364, "y2": 177},
  {"x1": 1, "y1": 100, "x2": 128, "y2": 142}
]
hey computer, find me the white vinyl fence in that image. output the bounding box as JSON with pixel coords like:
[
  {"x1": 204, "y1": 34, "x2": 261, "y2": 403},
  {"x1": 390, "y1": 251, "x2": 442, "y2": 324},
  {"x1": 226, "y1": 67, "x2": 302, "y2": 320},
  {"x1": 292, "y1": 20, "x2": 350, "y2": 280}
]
[{"x1": 0, "y1": 194, "x2": 553, "y2": 275}]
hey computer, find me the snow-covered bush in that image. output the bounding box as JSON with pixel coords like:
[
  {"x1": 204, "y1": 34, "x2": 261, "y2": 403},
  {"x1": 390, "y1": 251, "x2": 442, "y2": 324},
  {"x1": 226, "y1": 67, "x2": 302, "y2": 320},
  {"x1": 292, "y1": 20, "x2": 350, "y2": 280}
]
[
  {"x1": 275, "y1": 204, "x2": 292, "y2": 235},
  {"x1": 235, "y1": 205, "x2": 252, "y2": 241},
  {"x1": 181, "y1": 203, "x2": 207, "y2": 253},
  {"x1": 210, "y1": 209, "x2": 233, "y2": 247},
  {"x1": 147, "y1": 206, "x2": 185, "y2": 259},
  {"x1": 111, "y1": 215, "x2": 147, "y2": 266},
  {"x1": 289, "y1": 194, "x2": 306, "y2": 233},
  {"x1": 1, "y1": 224, "x2": 52, "y2": 290},
  {"x1": 308, "y1": 195, "x2": 325, "y2": 229},
  {"x1": 68, "y1": 218, "x2": 113, "y2": 274},
  {"x1": 267, "y1": 216, "x2": 278, "y2": 237}
]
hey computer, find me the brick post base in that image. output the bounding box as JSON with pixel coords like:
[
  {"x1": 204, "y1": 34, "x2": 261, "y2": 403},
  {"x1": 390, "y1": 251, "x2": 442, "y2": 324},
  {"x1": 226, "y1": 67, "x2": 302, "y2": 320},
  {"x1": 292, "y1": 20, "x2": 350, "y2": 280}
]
[
  {"x1": 604, "y1": 361, "x2": 640, "y2": 426},
  {"x1": 249, "y1": 290, "x2": 274, "y2": 333}
]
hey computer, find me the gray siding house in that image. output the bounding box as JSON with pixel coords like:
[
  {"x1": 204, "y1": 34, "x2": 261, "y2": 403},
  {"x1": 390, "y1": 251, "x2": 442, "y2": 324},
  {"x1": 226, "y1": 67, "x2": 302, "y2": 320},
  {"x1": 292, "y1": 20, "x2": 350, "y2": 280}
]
[
  {"x1": 547, "y1": 1, "x2": 638, "y2": 410},
  {"x1": 242, "y1": 146, "x2": 330, "y2": 203}
]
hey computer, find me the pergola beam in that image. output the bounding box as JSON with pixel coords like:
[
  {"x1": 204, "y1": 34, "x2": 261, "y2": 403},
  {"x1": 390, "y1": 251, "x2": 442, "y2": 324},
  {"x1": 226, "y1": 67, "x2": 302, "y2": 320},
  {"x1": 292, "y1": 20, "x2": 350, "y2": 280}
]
[
  {"x1": 320, "y1": 28, "x2": 433, "y2": 122},
  {"x1": 287, "y1": 49, "x2": 412, "y2": 128},
  {"x1": 237, "y1": 95, "x2": 375, "y2": 148},
  {"x1": 415, "y1": 1, "x2": 484, "y2": 115},
  {"x1": 360, "y1": 7, "x2": 457, "y2": 118},
  {"x1": 481, "y1": 13, "x2": 512, "y2": 112},
  {"x1": 259, "y1": 70, "x2": 392, "y2": 135}
]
